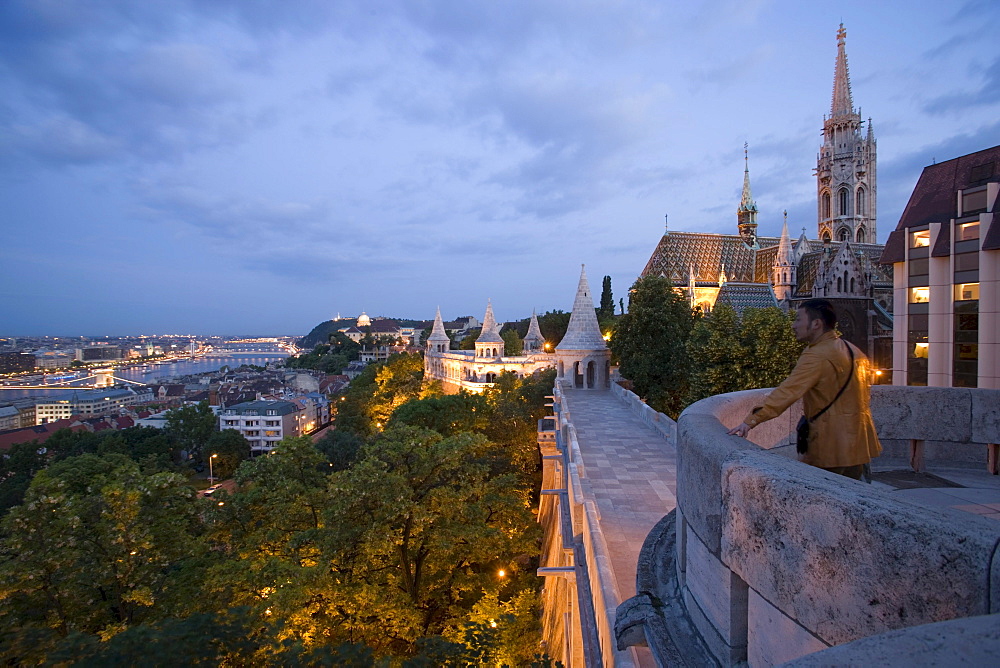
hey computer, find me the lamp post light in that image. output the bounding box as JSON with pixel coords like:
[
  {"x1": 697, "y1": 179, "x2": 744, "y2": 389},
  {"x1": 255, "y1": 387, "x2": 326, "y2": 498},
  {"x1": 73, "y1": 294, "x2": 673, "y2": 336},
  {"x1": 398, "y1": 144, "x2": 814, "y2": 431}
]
[{"x1": 208, "y1": 453, "x2": 218, "y2": 484}]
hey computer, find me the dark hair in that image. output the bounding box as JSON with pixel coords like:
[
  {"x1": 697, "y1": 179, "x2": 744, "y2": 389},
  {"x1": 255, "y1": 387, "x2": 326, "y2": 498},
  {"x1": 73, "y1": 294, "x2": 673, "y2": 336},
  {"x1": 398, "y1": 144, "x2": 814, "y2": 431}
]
[{"x1": 798, "y1": 299, "x2": 837, "y2": 331}]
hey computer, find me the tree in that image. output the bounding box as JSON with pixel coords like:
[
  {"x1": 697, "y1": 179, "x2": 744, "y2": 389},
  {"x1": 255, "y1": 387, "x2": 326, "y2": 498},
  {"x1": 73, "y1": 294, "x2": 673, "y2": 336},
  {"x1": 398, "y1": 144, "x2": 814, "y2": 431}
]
[
  {"x1": 0, "y1": 454, "x2": 208, "y2": 661},
  {"x1": 537, "y1": 310, "x2": 570, "y2": 349},
  {"x1": 501, "y1": 328, "x2": 523, "y2": 355},
  {"x1": 165, "y1": 401, "x2": 217, "y2": 460},
  {"x1": 687, "y1": 305, "x2": 804, "y2": 404},
  {"x1": 609, "y1": 275, "x2": 698, "y2": 418},
  {"x1": 459, "y1": 328, "x2": 481, "y2": 350},
  {"x1": 334, "y1": 353, "x2": 429, "y2": 438},
  {"x1": 598, "y1": 275, "x2": 615, "y2": 320},
  {"x1": 204, "y1": 429, "x2": 251, "y2": 480}
]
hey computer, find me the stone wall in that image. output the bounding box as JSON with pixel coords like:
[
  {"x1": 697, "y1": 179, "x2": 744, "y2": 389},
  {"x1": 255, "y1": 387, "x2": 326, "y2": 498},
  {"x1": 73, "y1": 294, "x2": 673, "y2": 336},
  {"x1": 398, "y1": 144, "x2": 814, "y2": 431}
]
[{"x1": 620, "y1": 385, "x2": 1000, "y2": 667}]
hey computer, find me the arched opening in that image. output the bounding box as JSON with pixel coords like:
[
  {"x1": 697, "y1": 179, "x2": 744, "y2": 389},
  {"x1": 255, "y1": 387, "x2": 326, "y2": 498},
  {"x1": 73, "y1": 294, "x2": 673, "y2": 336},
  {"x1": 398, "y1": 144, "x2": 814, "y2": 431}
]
[
  {"x1": 838, "y1": 228, "x2": 849, "y2": 241},
  {"x1": 856, "y1": 227, "x2": 866, "y2": 243},
  {"x1": 822, "y1": 231, "x2": 832, "y2": 242},
  {"x1": 573, "y1": 361, "x2": 583, "y2": 388},
  {"x1": 586, "y1": 361, "x2": 595, "y2": 389},
  {"x1": 850, "y1": 277, "x2": 856, "y2": 292},
  {"x1": 837, "y1": 276, "x2": 842, "y2": 292},
  {"x1": 839, "y1": 188, "x2": 850, "y2": 216},
  {"x1": 822, "y1": 192, "x2": 831, "y2": 219},
  {"x1": 604, "y1": 361, "x2": 611, "y2": 389}
]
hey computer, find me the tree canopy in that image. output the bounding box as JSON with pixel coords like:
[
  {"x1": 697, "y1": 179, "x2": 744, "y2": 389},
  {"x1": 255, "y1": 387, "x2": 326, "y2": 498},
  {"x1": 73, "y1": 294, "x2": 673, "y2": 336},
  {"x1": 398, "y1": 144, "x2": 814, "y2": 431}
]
[{"x1": 609, "y1": 275, "x2": 698, "y2": 418}]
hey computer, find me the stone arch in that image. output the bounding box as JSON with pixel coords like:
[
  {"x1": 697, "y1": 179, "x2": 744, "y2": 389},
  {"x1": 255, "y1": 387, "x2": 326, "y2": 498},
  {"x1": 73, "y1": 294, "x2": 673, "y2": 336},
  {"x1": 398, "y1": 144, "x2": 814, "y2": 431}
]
[
  {"x1": 822, "y1": 230, "x2": 832, "y2": 242},
  {"x1": 856, "y1": 227, "x2": 866, "y2": 243},
  {"x1": 856, "y1": 186, "x2": 866, "y2": 216},
  {"x1": 822, "y1": 191, "x2": 832, "y2": 219},
  {"x1": 839, "y1": 187, "x2": 850, "y2": 216},
  {"x1": 837, "y1": 276, "x2": 842, "y2": 292},
  {"x1": 850, "y1": 277, "x2": 856, "y2": 293},
  {"x1": 838, "y1": 228, "x2": 850, "y2": 241},
  {"x1": 586, "y1": 360, "x2": 596, "y2": 389}
]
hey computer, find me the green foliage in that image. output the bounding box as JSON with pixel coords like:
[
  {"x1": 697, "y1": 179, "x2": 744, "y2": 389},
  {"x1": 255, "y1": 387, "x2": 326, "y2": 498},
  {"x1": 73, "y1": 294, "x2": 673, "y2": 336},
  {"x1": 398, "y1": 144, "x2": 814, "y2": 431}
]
[
  {"x1": 501, "y1": 327, "x2": 523, "y2": 355},
  {"x1": 335, "y1": 353, "x2": 429, "y2": 438},
  {"x1": 537, "y1": 310, "x2": 570, "y2": 348},
  {"x1": 286, "y1": 332, "x2": 361, "y2": 374},
  {"x1": 598, "y1": 275, "x2": 615, "y2": 320},
  {"x1": 687, "y1": 305, "x2": 804, "y2": 404},
  {"x1": 205, "y1": 428, "x2": 251, "y2": 480},
  {"x1": 165, "y1": 401, "x2": 218, "y2": 460},
  {"x1": 459, "y1": 328, "x2": 481, "y2": 350},
  {"x1": 314, "y1": 428, "x2": 365, "y2": 472},
  {"x1": 0, "y1": 455, "x2": 208, "y2": 658},
  {"x1": 610, "y1": 275, "x2": 698, "y2": 419}
]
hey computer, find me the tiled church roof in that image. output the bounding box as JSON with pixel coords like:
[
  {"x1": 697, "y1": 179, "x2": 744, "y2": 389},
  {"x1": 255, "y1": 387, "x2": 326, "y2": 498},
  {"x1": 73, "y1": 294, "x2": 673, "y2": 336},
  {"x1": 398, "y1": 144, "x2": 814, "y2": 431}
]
[{"x1": 715, "y1": 283, "x2": 779, "y2": 313}]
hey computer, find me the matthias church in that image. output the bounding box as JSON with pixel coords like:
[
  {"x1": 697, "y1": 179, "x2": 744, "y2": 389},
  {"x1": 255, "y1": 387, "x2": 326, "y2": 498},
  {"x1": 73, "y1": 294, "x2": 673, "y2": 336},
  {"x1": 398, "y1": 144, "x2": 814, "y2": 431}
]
[{"x1": 640, "y1": 24, "x2": 893, "y2": 368}]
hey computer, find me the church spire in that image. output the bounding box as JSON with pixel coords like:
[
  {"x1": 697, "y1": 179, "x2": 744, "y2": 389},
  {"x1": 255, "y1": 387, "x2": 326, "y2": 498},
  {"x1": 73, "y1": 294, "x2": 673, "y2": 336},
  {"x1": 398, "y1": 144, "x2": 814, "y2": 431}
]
[
  {"x1": 477, "y1": 300, "x2": 503, "y2": 343},
  {"x1": 831, "y1": 23, "x2": 855, "y2": 117},
  {"x1": 777, "y1": 211, "x2": 793, "y2": 265},
  {"x1": 427, "y1": 306, "x2": 450, "y2": 353},
  {"x1": 737, "y1": 143, "x2": 759, "y2": 247}
]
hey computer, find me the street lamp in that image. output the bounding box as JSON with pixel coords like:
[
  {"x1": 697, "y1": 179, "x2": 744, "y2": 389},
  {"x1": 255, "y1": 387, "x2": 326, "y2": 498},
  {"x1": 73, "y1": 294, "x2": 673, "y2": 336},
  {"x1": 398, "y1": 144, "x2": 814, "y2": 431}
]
[{"x1": 208, "y1": 453, "x2": 218, "y2": 484}]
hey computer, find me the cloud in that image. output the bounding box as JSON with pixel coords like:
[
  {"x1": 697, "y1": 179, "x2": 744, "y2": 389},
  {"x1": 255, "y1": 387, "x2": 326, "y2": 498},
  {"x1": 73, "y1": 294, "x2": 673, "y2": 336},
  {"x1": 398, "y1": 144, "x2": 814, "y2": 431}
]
[{"x1": 923, "y1": 56, "x2": 1000, "y2": 114}]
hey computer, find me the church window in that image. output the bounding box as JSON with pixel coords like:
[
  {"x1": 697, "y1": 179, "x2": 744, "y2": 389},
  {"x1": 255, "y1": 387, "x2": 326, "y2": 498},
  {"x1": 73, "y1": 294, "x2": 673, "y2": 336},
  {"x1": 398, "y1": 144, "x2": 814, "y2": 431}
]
[
  {"x1": 822, "y1": 230, "x2": 832, "y2": 242},
  {"x1": 856, "y1": 227, "x2": 866, "y2": 243},
  {"x1": 850, "y1": 277, "x2": 855, "y2": 292},
  {"x1": 843, "y1": 271, "x2": 849, "y2": 291},
  {"x1": 838, "y1": 228, "x2": 849, "y2": 241},
  {"x1": 837, "y1": 276, "x2": 842, "y2": 292},
  {"x1": 838, "y1": 188, "x2": 850, "y2": 216},
  {"x1": 822, "y1": 192, "x2": 832, "y2": 219},
  {"x1": 856, "y1": 187, "x2": 866, "y2": 216}
]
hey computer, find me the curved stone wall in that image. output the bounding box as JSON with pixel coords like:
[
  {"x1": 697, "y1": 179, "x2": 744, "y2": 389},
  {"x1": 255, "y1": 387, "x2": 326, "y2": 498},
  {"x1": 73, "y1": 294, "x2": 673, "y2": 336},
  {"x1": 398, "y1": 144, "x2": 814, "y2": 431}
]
[{"x1": 628, "y1": 385, "x2": 1000, "y2": 666}]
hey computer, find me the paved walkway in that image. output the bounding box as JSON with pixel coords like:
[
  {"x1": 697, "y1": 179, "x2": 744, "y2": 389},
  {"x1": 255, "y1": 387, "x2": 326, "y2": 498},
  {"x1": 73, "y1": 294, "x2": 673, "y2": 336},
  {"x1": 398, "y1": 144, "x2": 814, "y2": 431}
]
[{"x1": 562, "y1": 388, "x2": 678, "y2": 667}]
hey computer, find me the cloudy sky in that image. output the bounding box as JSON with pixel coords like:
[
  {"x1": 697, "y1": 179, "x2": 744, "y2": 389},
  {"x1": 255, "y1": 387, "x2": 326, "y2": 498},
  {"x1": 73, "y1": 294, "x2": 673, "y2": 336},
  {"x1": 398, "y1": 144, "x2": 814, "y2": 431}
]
[{"x1": 2, "y1": 0, "x2": 998, "y2": 336}]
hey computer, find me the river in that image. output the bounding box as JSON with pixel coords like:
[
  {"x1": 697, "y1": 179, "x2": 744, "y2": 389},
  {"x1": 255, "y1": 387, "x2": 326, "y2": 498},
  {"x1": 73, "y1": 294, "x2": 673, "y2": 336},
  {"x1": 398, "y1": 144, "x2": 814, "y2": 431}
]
[{"x1": 0, "y1": 354, "x2": 288, "y2": 400}]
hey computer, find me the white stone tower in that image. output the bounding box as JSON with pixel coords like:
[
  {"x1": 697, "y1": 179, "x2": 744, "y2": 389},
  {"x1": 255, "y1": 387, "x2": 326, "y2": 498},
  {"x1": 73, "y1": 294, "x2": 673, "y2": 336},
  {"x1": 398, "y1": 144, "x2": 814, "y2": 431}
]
[
  {"x1": 426, "y1": 307, "x2": 450, "y2": 353},
  {"x1": 737, "y1": 144, "x2": 759, "y2": 248},
  {"x1": 772, "y1": 211, "x2": 797, "y2": 302},
  {"x1": 523, "y1": 309, "x2": 545, "y2": 353},
  {"x1": 475, "y1": 300, "x2": 504, "y2": 359},
  {"x1": 556, "y1": 265, "x2": 611, "y2": 389},
  {"x1": 816, "y1": 23, "x2": 877, "y2": 244}
]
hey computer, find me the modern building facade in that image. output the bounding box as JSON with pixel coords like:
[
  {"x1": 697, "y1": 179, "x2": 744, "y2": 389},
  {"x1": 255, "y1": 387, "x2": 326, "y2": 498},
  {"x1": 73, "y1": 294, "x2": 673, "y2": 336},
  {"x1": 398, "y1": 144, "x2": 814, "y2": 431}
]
[
  {"x1": 35, "y1": 388, "x2": 144, "y2": 424},
  {"x1": 880, "y1": 145, "x2": 1000, "y2": 388},
  {"x1": 219, "y1": 399, "x2": 302, "y2": 453}
]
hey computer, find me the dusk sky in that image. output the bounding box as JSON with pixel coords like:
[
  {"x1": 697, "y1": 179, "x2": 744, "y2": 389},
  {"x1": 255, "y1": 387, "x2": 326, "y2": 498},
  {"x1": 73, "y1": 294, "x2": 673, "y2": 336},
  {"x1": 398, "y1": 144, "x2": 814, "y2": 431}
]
[{"x1": 2, "y1": 1, "x2": 998, "y2": 336}]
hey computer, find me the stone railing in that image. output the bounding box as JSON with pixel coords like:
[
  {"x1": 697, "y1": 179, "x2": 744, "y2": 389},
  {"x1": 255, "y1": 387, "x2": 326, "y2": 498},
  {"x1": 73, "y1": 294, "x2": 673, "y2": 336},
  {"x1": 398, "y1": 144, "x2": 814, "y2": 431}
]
[
  {"x1": 616, "y1": 385, "x2": 1000, "y2": 667},
  {"x1": 610, "y1": 381, "x2": 677, "y2": 444}
]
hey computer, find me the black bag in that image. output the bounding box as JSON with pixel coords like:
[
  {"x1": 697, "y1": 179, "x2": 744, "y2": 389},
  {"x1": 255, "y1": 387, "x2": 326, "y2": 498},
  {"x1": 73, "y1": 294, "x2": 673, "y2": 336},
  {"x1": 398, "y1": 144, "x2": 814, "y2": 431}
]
[{"x1": 796, "y1": 342, "x2": 854, "y2": 455}]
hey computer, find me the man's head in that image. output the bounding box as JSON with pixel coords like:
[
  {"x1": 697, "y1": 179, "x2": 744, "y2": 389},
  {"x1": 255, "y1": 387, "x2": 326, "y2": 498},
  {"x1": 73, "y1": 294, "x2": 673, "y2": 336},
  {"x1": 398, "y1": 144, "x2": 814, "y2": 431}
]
[{"x1": 793, "y1": 299, "x2": 837, "y2": 343}]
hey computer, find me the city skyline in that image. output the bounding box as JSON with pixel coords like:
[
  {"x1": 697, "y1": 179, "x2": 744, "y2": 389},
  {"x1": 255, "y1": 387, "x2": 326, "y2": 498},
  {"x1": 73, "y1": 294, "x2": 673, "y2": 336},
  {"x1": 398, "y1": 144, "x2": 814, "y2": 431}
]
[{"x1": 2, "y1": 1, "x2": 999, "y2": 335}]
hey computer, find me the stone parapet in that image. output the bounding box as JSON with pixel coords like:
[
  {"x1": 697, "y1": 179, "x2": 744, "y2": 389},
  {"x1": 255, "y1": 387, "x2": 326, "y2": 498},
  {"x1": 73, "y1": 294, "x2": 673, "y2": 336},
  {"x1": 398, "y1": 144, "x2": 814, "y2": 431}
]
[
  {"x1": 617, "y1": 385, "x2": 1000, "y2": 666},
  {"x1": 610, "y1": 381, "x2": 677, "y2": 444}
]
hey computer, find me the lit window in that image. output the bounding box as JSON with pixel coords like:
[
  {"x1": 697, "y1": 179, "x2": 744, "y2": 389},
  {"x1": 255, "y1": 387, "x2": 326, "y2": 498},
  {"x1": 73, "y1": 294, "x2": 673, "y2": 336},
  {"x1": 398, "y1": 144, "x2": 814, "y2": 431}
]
[
  {"x1": 912, "y1": 342, "x2": 929, "y2": 359},
  {"x1": 954, "y1": 283, "x2": 979, "y2": 301},
  {"x1": 909, "y1": 287, "x2": 930, "y2": 303},
  {"x1": 911, "y1": 230, "x2": 930, "y2": 247},
  {"x1": 957, "y1": 222, "x2": 979, "y2": 241}
]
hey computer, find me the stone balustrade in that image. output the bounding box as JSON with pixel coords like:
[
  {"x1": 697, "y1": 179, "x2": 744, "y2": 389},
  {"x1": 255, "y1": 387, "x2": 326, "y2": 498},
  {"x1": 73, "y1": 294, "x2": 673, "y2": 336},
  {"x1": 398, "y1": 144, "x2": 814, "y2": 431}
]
[{"x1": 617, "y1": 385, "x2": 1000, "y2": 666}]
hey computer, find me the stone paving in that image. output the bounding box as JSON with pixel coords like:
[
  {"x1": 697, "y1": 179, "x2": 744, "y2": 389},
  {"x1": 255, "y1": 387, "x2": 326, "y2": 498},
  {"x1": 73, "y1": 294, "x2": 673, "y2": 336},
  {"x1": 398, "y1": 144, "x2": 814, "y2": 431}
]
[{"x1": 562, "y1": 388, "x2": 677, "y2": 667}]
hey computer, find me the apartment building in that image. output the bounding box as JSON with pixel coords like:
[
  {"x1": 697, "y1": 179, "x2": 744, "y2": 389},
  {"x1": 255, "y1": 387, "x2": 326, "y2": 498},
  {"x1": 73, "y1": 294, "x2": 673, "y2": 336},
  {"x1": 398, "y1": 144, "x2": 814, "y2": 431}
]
[
  {"x1": 219, "y1": 399, "x2": 302, "y2": 453},
  {"x1": 880, "y1": 145, "x2": 999, "y2": 388}
]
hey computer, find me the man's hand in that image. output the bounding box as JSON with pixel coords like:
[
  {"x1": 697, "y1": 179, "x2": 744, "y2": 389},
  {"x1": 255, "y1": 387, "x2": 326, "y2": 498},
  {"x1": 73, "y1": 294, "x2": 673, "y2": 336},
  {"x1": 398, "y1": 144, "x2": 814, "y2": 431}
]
[{"x1": 728, "y1": 422, "x2": 752, "y2": 438}]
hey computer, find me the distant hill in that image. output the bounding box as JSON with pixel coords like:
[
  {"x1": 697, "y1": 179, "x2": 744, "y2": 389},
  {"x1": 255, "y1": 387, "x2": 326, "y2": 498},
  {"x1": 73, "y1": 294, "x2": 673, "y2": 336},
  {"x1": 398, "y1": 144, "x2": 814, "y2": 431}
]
[{"x1": 298, "y1": 320, "x2": 356, "y2": 349}]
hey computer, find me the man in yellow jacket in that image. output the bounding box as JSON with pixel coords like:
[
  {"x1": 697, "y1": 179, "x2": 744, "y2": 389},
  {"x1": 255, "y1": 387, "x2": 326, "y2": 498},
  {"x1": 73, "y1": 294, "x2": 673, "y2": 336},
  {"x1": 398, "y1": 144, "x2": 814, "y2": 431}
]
[{"x1": 727, "y1": 299, "x2": 881, "y2": 479}]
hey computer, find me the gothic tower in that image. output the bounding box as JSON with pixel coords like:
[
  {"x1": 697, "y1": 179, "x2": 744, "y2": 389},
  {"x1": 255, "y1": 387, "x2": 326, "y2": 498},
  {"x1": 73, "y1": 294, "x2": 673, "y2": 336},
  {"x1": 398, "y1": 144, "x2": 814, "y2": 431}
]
[
  {"x1": 737, "y1": 144, "x2": 759, "y2": 248},
  {"x1": 475, "y1": 300, "x2": 504, "y2": 359},
  {"x1": 816, "y1": 23, "x2": 877, "y2": 244}
]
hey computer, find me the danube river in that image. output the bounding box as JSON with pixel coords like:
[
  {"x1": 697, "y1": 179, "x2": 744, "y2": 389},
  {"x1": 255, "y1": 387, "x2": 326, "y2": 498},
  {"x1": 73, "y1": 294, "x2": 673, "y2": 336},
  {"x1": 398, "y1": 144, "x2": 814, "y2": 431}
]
[{"x1": 0, "y1": 354, "x2": 288, "y2": 400}]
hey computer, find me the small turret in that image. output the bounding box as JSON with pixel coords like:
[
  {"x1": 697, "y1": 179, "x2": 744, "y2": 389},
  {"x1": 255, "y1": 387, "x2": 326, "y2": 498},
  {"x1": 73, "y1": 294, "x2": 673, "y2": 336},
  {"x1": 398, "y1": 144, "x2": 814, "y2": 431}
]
[
  {"x1": 426, "y1": 307, "x2": 450, "y2": 353},
  {"x1": 523, "y1": 310, "x2": 545, "y2": 353},
  {"x1": 475, "y1": 300, "x2": 504, "y2": 359}
]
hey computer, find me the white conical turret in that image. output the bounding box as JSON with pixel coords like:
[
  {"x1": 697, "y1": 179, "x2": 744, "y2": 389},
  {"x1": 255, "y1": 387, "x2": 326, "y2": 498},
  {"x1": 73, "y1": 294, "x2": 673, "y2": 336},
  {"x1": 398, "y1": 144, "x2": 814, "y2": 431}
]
[
  {"x1": 772, "y1": 213, "x2": 797, "y2": 302},
  {"x1": 557, "y1": 265, "x2": 607, "y2": 351},
  {"x1": 523, "y1": 309, "x2": 545, "y2": 352},
  {"x1": 427, "y1": 307, "x2": 450, "y2": 353},
  {"x1": 475, "y1": 300, "x2": 504, "y2": 359}
]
